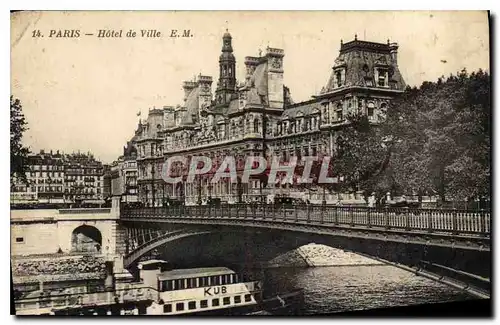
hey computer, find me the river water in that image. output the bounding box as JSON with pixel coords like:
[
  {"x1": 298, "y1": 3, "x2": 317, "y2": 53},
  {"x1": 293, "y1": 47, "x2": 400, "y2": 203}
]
[{"x1": 246, "y1": 265, "x2": 474, "y2": 315}]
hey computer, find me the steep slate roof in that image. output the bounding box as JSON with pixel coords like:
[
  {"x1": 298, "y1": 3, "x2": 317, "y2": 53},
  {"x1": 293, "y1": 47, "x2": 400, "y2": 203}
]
[
  {"x1": 282, "y1": 100, "x2": 321, "y2": 119},
  {"x1": 323, "y1": 39, "x2": 406, "y2": 93},
  {"x1": 251, "y1": 61, "x2": 268, "y2": 97},
  {"x1": 181, "y1": 87, "x2": 200, "y2": 125}
]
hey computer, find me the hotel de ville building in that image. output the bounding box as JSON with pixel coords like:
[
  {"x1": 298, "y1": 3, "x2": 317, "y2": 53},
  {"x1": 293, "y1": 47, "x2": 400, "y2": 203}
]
[{"x1": 126, "y1": 31, "x2": 407, "y2": 207}]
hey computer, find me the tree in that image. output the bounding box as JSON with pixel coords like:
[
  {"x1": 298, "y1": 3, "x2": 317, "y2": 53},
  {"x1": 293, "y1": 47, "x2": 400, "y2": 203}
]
[
  {"x1": 314, "y1": 69, "x2": 490, "y2": 205},
  {"x1": 10, "y1": 96, "x2": 30, "y2": 188},
  {"x1": 381, "y1": 69, "x2": 491, "y2": 202}
]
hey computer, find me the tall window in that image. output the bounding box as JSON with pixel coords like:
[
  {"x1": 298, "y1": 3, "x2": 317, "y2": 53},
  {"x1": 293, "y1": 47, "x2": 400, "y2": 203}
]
[
  {"x1": 253, "y1": 118, "x2": 259, "y2": 133},
  {"x1": 322, "y1": 104, "x2": 329, "y2": 123},
  {"x1": 283, "y1": 151, "x2": 289, "y2": 162},
  {"x1": 367, "y1": 102, "x2": 375, "y2": 117},
  {"x1": 336, "y1": 103, "x2": 343, "y2": 121},
  {"x1": 377, "y1": 69, "x2": 387, "y2": 87}
]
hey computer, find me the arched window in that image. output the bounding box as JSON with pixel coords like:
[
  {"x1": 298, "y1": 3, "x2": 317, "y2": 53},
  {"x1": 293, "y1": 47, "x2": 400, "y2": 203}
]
[{"x1": 253, "y1": 117, "x2": 259, "y2": 133}]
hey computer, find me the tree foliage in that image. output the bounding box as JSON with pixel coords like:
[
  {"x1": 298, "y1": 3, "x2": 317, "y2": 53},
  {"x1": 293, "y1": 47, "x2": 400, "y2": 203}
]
[
  {"x1": 11, "y1": 96, "x2": 30, "y2": 187},
  {"x1": 326, "y1": 69, "x2": 490, "y2": 202}
]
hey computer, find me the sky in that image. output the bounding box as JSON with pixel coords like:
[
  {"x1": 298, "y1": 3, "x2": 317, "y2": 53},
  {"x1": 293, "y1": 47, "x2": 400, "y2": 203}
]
[{"x1": 11, "y1": 11, "x2": 489, "y2": 163}]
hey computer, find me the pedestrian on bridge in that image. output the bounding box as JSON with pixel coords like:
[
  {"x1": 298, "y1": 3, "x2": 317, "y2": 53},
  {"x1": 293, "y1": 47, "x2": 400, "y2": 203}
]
[{"x1": 368, "y1": 192, "x2": 376, "y2": 208}]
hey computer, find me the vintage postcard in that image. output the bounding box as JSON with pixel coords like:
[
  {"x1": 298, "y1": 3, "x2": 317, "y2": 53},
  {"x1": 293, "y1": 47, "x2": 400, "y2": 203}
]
[{"x1": 10, "y1": 11, "x2": 491, "y2": 316}]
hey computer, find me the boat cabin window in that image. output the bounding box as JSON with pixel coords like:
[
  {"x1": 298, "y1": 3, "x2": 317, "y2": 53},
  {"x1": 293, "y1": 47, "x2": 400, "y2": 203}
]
[
  {"x1": 244, "y1": 294, "x2": 252, "y2": 302},
  {"x1": 223, "y1": 297, "x2": 230, "y2": 305},
  {"x1": 199, "y1": 276, "x2": 209, "y2": 287},
  {"x1": 163, "y1": 304, "x2": 172, "y2": 313},
  {"x1": 188, "y1": 301, "x2": 196, "y2": 310},
  {"x1": 159, "y1": 272, "x2": 239, "y2": 292},
  {"x1": 176, "y1": 302, "x2": 184, "y2": 311},
  {"x1": 200, "y1": 300, "x2": 208, "y2": 308},
  {"x1": 210, "y1": 275, "x2": 221, "y2": 285},
  {"x1": 234, "y1": 295, "x2": 241, "y2": 304},
  {"x1": 212, "y1": 298, "x2": 220, "y2": 307},
  {"x1": 174, "y1": 279, "x2": 185, "y2": 290},
  {"x1": 186, "y1": 278, "x2": 197, "y2": 289}
]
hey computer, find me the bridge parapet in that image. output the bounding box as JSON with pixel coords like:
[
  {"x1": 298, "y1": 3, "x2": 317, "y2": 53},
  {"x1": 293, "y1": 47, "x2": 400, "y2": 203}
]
[
  {"x1": 121, "y1": 204, "x2": 491, "y2": 238},
  {"x1": 11, "y1": 208, "x2": 117, "y2": 223}
]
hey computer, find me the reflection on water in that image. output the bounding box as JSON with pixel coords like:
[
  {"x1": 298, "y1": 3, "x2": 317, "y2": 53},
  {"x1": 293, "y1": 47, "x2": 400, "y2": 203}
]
[{"x1": 248, "y1": 265, "x2": 474, "y2": 315}]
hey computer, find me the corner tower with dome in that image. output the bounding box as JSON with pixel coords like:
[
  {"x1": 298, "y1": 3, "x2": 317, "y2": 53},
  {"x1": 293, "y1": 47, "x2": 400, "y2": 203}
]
[{"x1": 131, "y1": 31, "x2": 406, "y2": 207}]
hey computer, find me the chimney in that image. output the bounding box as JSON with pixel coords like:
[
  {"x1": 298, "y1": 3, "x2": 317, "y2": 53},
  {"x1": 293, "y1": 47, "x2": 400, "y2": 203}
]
[
  {"x1": 389, "y1": 42, "x2": 399, "y2": 65},
  {"x1": 265, "y1": 47, "x2": 285, "y2": 109},
  {"x1": 197, "y1": 75, "x2": 213, "y2": 89},
  {"x1": 244, "y1": 56, "x2": 260, "y2": 80}
]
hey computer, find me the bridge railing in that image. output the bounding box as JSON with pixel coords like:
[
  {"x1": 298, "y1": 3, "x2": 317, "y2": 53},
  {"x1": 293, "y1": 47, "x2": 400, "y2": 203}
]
[
  {"x1": 58, "y1": 208, "x2": 112, "y2": 214},
  {"x1": 121, "y1": 204, "x2": 490, "y2": 237}
]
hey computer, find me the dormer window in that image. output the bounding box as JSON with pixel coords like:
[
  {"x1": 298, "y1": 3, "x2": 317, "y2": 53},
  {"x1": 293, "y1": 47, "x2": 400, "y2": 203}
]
[
  {"x1": 376, "y1": 68, "x2": 389, "y2": 87},
  {"x1": 333, "y1": 66, "x2": 348, "y2": 89},
  {"x1": 378, "y1": 74, "x2": 385, "y2": 87}
]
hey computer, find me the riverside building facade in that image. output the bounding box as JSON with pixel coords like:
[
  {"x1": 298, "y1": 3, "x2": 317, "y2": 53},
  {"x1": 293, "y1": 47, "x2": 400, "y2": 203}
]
[
  {"x1": 10, "y1": 150, "x2": 106, "y2": 206},
  {"x1": 132, "y1": 32, "x2": 406, "y2": 206}
]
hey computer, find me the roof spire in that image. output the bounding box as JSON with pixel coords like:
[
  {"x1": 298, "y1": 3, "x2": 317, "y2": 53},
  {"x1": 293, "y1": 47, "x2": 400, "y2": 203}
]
[{"x1": 355, "y1": 34, "x2": 358, "y2": 41}]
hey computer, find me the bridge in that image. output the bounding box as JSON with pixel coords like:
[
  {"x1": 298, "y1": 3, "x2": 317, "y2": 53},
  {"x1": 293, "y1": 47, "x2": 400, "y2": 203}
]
[
  {"x1": 11, "y1": 201, "x2": 491, "y2": 308},
  {"x1": 119, "y1": 204, "x2": 491, "y2": 298}
]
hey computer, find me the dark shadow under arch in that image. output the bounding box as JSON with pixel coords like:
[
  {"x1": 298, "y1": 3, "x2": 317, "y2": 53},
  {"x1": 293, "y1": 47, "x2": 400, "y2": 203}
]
[{"x1": 71, "y1": 225, "x2": 102, "y2": 253}]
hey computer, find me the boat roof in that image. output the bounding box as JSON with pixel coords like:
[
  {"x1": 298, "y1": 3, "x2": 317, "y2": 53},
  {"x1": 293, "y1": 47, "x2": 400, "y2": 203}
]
[{"x1": 158, "y1": 267, "x2": 235, "y2": 281}]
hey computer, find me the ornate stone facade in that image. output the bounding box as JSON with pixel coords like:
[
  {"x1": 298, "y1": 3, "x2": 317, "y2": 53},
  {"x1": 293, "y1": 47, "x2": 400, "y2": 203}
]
[{"x1": 132, "y1": 32, "x2": 406, "y2": 206}]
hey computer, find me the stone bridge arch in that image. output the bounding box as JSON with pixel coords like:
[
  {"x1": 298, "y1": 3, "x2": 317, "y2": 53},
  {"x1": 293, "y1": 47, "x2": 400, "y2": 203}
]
[
  {"x1": 123, "y1": 227, "x2": 339, "y2": 269},
  {"x1": 71, "y1": 225, "x2": 102, "y2": 253},
  {"x1": 120, "y1": 221, "x2": 490, "y2": 298}
]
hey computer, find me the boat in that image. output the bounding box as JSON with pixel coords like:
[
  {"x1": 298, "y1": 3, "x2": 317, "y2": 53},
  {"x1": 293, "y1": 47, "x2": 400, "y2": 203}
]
[
  {"x1": 140, "y1": 261, "x2": 263, "y2": 315},
  {"x1": 14, "y1": 259, "x2": 303, "y2": 316},
  {"x1": 139, "y1": 260, "x2": 304, "y2": 315}
]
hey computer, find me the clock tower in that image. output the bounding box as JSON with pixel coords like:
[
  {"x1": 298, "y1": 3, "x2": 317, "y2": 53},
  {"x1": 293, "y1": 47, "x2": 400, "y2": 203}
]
[{"x1": 215, "y1": 30, "x2": 236, "y2": 106}]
